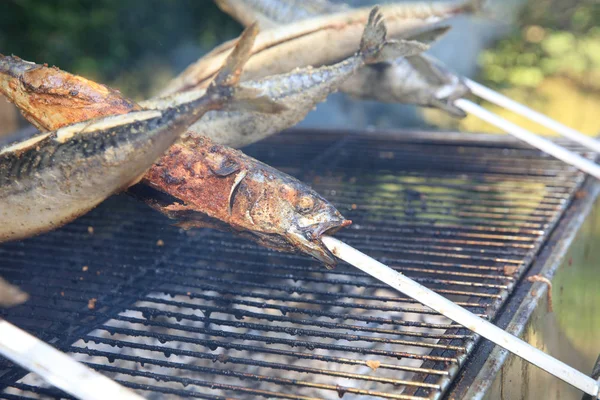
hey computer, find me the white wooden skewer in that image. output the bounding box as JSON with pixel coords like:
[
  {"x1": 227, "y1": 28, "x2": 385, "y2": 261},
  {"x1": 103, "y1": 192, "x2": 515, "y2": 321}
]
[
  {"x1": 0, "y1": 319, "x2": 145, "y2": 400},
  {"x1": 465, "y1": 79, "x2": 600, "y2": 154},
  {"x1": 321, "y1": 236, "x2": 600, "y2": 399},
  {"x1": 454, "y1": 99, "x2": 600, "y2": 180}
]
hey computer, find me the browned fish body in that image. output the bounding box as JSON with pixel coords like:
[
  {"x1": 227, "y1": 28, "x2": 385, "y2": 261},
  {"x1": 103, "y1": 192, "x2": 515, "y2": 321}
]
[
  {"x1": 0, "y1": 30, "x2": 350, "y2": 265},
  {"x1": 0, "y1": 55, "x2": 140, "y2": 130},
  {"x1": 136, "y1": 136, "x2": 350, "y2": 265}
]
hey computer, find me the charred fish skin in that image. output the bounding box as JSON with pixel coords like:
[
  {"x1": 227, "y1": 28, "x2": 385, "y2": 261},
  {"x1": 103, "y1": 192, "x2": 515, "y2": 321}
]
[
  {"x1": 215, "y1": 0, "x2": 473, "y2": 117},
  {"x1": 162, "y1": 0, "x2": 479, "y2": 95},
  {"x1": 0, "y1": 54, "x2": 140, "y2": 131},
  {"x1": 140, "y1": 135, "x2": 351, "y2": 266},
  {"x1": 0, "y1": 24, "x2": 269, "y2": 243},
  {"x1": 145, "y1": 7, "x2": 428, "y2": 148}
]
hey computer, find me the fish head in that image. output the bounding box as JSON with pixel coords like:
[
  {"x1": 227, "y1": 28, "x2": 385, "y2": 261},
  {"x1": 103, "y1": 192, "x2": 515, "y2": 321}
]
[
  {"x1": 429, "y1": 74, "x2": 471, "y2": 118},
  {"x1": 244, "y1": 170, "x2": 351, "y2": 267},
  {"x1": 410, "y1": 55, "x2": 471, "y2": 118}
]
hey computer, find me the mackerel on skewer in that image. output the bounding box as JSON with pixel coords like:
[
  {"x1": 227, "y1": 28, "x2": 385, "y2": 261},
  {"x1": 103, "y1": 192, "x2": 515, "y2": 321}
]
[
  {"x1": 216, "y1": 0, "x2": 475, "y2": 117},
  {"x1": 0, "y1": 27, "x2": 353, "y2": 265},
  {"x1": 161, "y1": 0, "x2": 480, "y2": 95},
  {"x1": 144, "y1": 7, "x2": 428, "y2": 148},
  {"x1": 0, "y1": 24, "x2": 281, "y2": 243},
  {"x1": 133, "y1": 135, "x2": 351, "y2": 266}
]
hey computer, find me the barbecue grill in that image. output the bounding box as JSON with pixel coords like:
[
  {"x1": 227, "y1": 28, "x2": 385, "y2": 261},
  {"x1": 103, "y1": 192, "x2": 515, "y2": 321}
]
[{"x1": 1, "y1": 128, "x2": 598, "y2": 399}]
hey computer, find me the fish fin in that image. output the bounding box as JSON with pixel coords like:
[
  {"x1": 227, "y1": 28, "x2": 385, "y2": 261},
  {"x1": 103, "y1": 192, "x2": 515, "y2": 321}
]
[
  {"x1": 360, "y1": 7, "x2": 428, "y2": 65},
  {"x1": 404, "y1": 25, "x2": 451, "y2": 45},
  {"x1": 206, "y1": 23, "x2": 287, "y2": 114},
  {"x1": 210, "y1": 23, "x2": 259, "y2": 88},
  {"x1": 205, "y1": 152, "x2": 241, "y2": 177}
]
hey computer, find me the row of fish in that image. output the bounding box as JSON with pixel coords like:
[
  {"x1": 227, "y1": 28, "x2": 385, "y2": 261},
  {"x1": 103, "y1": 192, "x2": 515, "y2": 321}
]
[{"x1": 0, "y1": 1, "x2": 480, "y2": 268}]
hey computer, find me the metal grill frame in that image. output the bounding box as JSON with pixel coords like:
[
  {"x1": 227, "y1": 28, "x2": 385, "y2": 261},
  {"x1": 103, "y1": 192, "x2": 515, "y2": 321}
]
[
  {"x1": 0, "y1": 128, "x2": 594, "y2": 400},
  {"x1": 447, "y1": 168, "x2": 600, "y2": 399}
]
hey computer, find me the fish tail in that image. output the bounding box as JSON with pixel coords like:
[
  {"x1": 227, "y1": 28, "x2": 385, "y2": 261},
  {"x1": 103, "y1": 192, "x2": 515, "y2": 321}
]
[
  {"x1": 359, "y1": 6, "x2": 429, "y2": 65},
  {"x1": 207, "y1": 23, "x2": 287, "y2": 114}
]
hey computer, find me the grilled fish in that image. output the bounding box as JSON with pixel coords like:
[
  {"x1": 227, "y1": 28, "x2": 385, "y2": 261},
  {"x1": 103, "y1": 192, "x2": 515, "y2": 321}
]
[
  {"x1": 0, "y1": 28, "x2": 351, "y2": 265},
  {"x1": 216, "y1": 0, "x2": 474, "y2": 117},
  {"x1": 134, "y1": 135, "x2": 351, "y2": 266},
  {"x1": 161, "y1": 0, "x2": 479, "y2": 95},
  {"x1": 144, "y1": 7, "x2": 428, "y2": 148},
  {"x1": 0, "y1": 24, "x2": 280, "y2": 242}
]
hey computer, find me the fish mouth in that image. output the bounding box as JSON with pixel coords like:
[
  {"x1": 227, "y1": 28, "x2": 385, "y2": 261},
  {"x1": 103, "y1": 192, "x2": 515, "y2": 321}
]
[{"x1": 288, "y1": 219, "x2": 352, "y2": 267}]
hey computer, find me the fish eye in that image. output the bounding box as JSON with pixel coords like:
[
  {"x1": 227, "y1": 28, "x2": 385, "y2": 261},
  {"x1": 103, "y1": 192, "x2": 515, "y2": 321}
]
[{"x1": 296, "y1": 196, "x2": 315, "y2": 214}]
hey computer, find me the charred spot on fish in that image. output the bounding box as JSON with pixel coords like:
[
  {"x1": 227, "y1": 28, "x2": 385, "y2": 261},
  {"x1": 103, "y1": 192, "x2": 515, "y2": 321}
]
[
  {"x1": 161, "y1": 169, "x2": 186, "y2": 186},
  {"x1": 70, "y1": 89, "x2": 79, "y2": 96}
]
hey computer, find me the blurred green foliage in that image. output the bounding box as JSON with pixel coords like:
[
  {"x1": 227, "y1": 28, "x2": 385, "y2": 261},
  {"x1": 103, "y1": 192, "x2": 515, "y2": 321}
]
[
  {"x1": 479, "y1": 0, "x2": 600, "y2": 91},
  {"x1": 0, "y1": 0, "x2": 242, "y2": 98}
]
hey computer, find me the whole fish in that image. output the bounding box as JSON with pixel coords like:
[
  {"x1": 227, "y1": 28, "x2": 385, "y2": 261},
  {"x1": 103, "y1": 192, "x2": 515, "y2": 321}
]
[
  {"x1": 133, "y1": 135, "x2": 351, "y2": 266},
  {"x1": 0, "y1": 24, "x2": 279, "y2": 243},
  {"x1": 216, "y1": 0, "x2": 475, "y2": 117},
  {"x1": 161, "y1": 0, "x2": 480, "y2": 95},
  {"x1": 0, "y1": 29, "x2": 351, "y2": 265},
  {"x1": 143, "y1": 7, "x2": 428, "y2": 148}
]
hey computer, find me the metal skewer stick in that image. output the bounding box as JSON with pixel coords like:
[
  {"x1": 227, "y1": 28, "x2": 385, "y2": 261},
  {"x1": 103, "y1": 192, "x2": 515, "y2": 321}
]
[
  {"x1": 0, "y1": 319, "x2": 145, "y2": 400},
  {"x1": 321, "y1": 236, "x2": 600, "y2": 399},
  {"x1": 454, "y1": 99, "x2": 600, "y2": 180},
  {"x1": 465, "y1": 79, "x2": 600, "y2": 154}
]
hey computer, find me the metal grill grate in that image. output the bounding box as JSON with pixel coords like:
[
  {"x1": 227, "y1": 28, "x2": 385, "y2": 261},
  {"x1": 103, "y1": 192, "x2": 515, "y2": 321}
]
[{"x1": 0, "y1": 129, "x2": 589, "y2": 399}]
